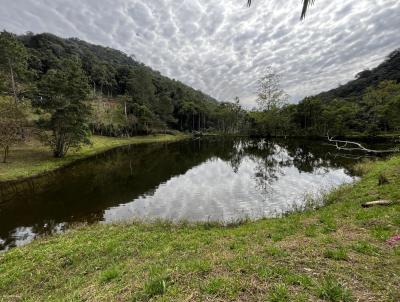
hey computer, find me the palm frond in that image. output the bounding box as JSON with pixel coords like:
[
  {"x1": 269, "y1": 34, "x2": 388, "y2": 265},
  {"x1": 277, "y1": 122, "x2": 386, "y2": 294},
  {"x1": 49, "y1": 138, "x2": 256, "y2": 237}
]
[
  {"x1": 300, "y1": 0, "x2": 315, "y2": 20},
  {"x1": 247, "y1": 0, "x2": 315, "y2": 20}
]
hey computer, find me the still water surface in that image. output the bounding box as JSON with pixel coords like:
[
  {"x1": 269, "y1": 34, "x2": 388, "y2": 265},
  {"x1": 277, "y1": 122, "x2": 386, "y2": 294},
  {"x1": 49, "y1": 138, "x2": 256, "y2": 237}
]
[{"x1": 0, "y1": 138, "x2": 369, "y2": 251}]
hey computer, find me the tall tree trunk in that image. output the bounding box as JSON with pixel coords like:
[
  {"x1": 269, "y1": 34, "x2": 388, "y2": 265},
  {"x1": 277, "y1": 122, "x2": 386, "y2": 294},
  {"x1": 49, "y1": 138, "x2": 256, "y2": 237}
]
[
  {"x1": 3, "y1": 146, "x2": 9, "y2": 163},
  {"x1": 54, "y1": 133, "x2": 68, "y2": 158},
  {"x1": 9, "y1": 61, "x2": 18, "y2": 103},
  {"x1": 124, "y1": 102, "x2": 128, "y2": 120},
  {"x1": 198, "y1": 114, "x2": 201, "y2": 131}
]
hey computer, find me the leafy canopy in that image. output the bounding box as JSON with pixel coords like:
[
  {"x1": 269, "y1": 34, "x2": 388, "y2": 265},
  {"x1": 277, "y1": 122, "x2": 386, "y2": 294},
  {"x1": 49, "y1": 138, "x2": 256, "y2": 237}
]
[{"x1": 37, "y1": 57, "x2": 91, "y2": 157}]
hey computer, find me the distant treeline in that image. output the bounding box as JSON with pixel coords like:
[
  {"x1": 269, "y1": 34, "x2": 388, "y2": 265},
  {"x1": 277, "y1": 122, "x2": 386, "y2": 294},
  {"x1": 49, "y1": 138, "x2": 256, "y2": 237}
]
[
  {"x1": 249, "y1": 50, "x2": 400, "y2": 137},
  {"x1": 1, "y1": 31, "x2": 399, "y2": 141}
]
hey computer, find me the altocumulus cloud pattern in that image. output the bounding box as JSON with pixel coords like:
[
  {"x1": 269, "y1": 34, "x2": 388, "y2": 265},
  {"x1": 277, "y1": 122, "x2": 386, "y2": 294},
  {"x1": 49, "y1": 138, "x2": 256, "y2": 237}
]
[{"x1": 1, "y1": 0, "x2": 400, "y2": 106}]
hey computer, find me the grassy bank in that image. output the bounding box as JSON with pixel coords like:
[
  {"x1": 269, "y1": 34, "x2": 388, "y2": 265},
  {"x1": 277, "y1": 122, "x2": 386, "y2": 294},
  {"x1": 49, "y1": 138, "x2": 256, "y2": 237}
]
[
  {"x1": 0, "y1": 157, "x2": 399, "y2": 301},
  {"x1": 0, "y1": 134, "x2": 189, "y2": 182}
]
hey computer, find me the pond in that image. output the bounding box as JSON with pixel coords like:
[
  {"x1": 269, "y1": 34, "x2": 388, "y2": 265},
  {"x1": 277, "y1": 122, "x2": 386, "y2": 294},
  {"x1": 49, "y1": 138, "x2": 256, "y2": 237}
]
[{"x1": 0, "y1": 137, "x2": 376, "y2": 251}]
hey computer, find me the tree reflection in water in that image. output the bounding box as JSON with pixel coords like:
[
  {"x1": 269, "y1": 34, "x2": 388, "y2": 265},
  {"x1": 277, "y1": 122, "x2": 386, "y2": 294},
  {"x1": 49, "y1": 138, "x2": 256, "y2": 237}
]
[{"x1": 0, "y1": 137, "x2": 373, "y2": 251}]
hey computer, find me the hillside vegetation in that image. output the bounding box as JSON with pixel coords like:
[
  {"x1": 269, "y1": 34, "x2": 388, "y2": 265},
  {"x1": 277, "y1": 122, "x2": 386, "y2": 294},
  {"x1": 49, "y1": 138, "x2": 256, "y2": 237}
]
[
  {"x1": 317, "y1": 50, "x2": 400, "y2": 101},
  {"x1": 18, "y1": 32, "x2": 248, "y2": 135},
  {"x1": 0, "y1": 30, "x2": 247, "y2": 171},
  {"x1": 250, "y1": 50, "x2": 400, "y2": 137},
  {"x1": 2, "y1": 31, "x2": 400, "y2": 145},
  {"x1": 1, "y1": 30, "x2": 399, "y2": 183}
]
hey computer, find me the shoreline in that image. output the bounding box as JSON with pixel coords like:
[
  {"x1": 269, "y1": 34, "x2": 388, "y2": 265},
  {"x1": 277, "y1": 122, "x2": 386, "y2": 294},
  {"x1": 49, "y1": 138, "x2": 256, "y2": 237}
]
[
  {"x1": 0, "y1": 155, "x2": 399, "y2": 300},
  {"x1": 0, "y1": 133, "x2": 191, "y2": 184}
]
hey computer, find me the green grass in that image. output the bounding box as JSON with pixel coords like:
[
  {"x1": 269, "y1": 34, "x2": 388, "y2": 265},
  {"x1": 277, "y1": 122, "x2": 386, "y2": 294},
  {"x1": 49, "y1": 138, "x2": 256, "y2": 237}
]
[
  {"x1": 317, "y1": 277, "x2": 354, "y2": 302},
  {"x1": 0, "y1": 156, "x2": 399, "y2": 301},
  {"x1": 268, "y1": 283, "x2": 290, "y2": 302},
  {"x1": 99, "y1": 266, "x2": 121, "y2": 283},
  {"x1": 323, "y1": 247, "x2": 349, "y2": 261},
  {"x1": 351, "y1": 241, "x2": 380, "y2": 256},
  {"x1": 0, "y1": 133, "x2": 189, "y2": 182}
]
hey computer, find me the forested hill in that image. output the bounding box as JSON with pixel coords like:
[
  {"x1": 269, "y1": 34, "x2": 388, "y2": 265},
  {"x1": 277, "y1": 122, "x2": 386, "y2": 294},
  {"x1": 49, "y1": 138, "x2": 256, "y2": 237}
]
[
  {"x1": 316, "y1": 49, "x2": 400, "y2": 102},
  {"x1": 19, "y1": 32, "x2": 216, "y2": 104},
  {"x1": 249, "y1": 48, "x2": 400, "y2": 138},
  {"x1": 21, "y1": 33, "x2": 141, "y2": 69},
  {"x1": 14, "y1": 32, "x2": 248, "y2": 136}
]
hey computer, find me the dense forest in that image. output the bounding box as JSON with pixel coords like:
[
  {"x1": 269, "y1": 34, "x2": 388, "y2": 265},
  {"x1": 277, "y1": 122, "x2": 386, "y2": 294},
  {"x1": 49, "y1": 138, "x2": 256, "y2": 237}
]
[
  {"x1": 2, "y1": 31, "x2": 249, "y2": 132},
  {"x1": 20, "y1": 32, "x2": 251, "y2": 136},
  {"x1": 0, "y1": 31, "x2": 249, "y2": 159},
  {"x1": 1, "y1": 30, "x2": 399, "y2": 160},
  {"x1": 250, "y1": 49, "x2": 400, "y2": 137}
]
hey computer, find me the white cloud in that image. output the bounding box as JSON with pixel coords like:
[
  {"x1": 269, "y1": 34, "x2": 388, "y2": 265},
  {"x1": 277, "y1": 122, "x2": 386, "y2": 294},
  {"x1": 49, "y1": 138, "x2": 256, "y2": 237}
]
[{"x1": 1, "y1": 0, "x2": 399, "y2": 106}]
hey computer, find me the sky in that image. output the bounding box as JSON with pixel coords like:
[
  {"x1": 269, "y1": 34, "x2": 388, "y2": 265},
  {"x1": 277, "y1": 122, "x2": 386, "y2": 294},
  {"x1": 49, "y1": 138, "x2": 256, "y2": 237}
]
[{"x1": 1, "y1": 0, "x2": 400, "y2": 107}]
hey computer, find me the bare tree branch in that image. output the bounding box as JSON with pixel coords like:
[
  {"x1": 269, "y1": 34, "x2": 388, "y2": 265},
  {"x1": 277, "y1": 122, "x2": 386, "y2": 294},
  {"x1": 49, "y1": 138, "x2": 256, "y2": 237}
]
[{"x1": 327, "y1": 134, "x2": 400, "y2": 154}]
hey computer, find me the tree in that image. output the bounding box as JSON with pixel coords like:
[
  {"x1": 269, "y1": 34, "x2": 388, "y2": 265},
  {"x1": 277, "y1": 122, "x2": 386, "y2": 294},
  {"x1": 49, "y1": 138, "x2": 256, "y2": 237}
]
[
  {"x1": 250, "y1": 69, "x2": 294, "y2": 136},
  {"x1": 213, "y1": 99, "x2": 249, "y2": 134},
  {"x1": 126, "y1": 66, "x2": 155, "y2": 106},
  {"x1": 247, "y1": 0, "x2": 314, "y2": 20},
  {"x1": 0, "y1": 31, "x2": 29, "y2": 102},
  {"x1": 0, "y1": 97, "x2": 27, "y2": 163},
  {"x1": 155, "y1": 94, "x2": 175, "y2": 125},
  {"x1": 361, "y1": 80, "x2": 400, "y2": 134},
  {"x1": 128, "y1": 103, "x2": 156, "y2": 134},
  {"x1": 256, "y1": 68, "x2": 288, "y2": 111},
  {"x1": 91, "y1": 63, "x2": 116, "y2": 97},
  {"x1": 37, "y1": 57, "x2": 91, "y2": 158},
  {"x1": 179, "y1": 101, "x2": 198, "y2": 131},
  {"x1": 9, "y1": 32, "x2": 228, "y2": 135},
  {"x1": 91, "y1": 63, "x2": 108, "y2": 95}
]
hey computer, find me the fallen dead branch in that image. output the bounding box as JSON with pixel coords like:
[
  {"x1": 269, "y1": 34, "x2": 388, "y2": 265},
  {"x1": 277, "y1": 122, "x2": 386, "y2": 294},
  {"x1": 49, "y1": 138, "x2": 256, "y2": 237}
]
[
  {"x1": 327, "y1": 134, "x2": 399, "y2": 154},
  {"x1": 361, "y1": 200, "x2": 397, "y2": 208}
]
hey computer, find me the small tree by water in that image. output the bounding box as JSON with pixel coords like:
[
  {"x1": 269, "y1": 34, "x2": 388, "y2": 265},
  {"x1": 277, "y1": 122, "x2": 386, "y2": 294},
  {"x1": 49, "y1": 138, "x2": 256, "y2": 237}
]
[
  {"x1": 0, "y1": 97, "x2": 27, "y2": 163},
  {"x1": 37, "y1": 57, "x2": 91, "y2": 158}
]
